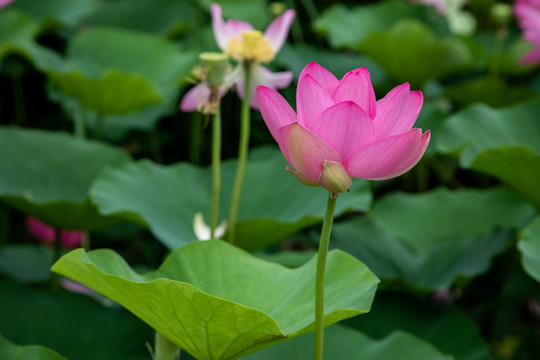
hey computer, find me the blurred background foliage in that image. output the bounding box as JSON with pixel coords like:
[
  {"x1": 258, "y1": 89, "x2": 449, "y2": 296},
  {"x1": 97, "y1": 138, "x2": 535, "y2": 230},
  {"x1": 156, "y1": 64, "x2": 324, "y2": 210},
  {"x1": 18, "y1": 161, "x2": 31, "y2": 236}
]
[{"x1": 0, "y1": 0, "x2": 540, "y2": 359}]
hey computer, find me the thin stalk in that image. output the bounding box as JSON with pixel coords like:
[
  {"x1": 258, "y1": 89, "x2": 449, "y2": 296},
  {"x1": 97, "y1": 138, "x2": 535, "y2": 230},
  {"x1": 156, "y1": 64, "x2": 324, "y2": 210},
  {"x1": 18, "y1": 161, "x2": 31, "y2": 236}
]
[
  {"x1": 12, "y1": 62, "x2": 27, "y2": 126},
  {"x1": 283, "y1": 0, "x2": 304, "y2": 43},
  {"x1": 190, "y1": 112, "x2": 203, "y2": 165},
  {"x1": 227, "y1": 63, "x2": 252, "y2": 244},
  {"x1": 210, "y1": 102, "x2": 222, "y2": 239},
  {"x1": 154, "y1": 331, "x2": 180, "y2": 360},
  {"x1": 299, "y1": 0, "x2": 319, "y2": 21},
  {"x1": 313, "y1": 192, "x2": 338, "y2": 360},
  {"x1": 74, "y1": 102, "x2": 86, "y2": 139},
  {"x1": 149, "y1": 128, "x2": 163, "y2": 163}
]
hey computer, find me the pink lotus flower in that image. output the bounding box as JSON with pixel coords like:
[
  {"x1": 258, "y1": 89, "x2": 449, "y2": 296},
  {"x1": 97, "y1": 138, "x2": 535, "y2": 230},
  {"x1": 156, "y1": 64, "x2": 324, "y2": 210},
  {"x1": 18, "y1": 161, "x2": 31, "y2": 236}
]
[
  {"x1": 26, "y1": 216, "x2": 86, "y2": 249},
  {"x1": 181, "y1": 4, "x2": 295, "y2": 111},
  {"x1": 515, "y1": 0, "x2": 540, "y2": 64},
  {"x1": 257, "y1": 62, "x2": 430, "y2": 194}
]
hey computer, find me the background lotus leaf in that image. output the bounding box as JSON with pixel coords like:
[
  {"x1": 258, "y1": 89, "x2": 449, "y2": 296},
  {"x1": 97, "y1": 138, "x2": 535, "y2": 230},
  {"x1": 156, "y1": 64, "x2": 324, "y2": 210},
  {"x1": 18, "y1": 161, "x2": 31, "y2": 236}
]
[
  {"x1": 0, "y1": 127, "x2": 130, "y2": 230},
  {"x1": 331, "y1": 188, "x2": 535, "y2": 289},
  {"x1": 90, "y1": 148, "x2": 371, "y2": 251},
  {"x1": 437, "y1": 99, "x2": 540, "y2": 208}
]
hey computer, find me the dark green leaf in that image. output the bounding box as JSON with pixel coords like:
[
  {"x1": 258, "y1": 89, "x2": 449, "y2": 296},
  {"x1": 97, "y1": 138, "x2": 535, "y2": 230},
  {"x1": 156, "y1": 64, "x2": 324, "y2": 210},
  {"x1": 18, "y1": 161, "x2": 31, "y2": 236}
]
[
  {"x1": 359, "y1": 20, "x2": 473, "y2": 85},
  {"x1": 313, "y1": 1, "x2": 449, "y2": 49},
  {"x1": 518, "y1": 216, "x2": 540, "y2": 282},
  {"x1": 83, "y1": 0, "x2": 197, "y2": 35},
  {"x1": 445, "y1": 77, "x2": 536, "y2": 108},
  {"x1": 0, "y1": 280, "x2": 152, "y2": 360},
  {"x1": 332, "y1": 188, "x2": 535, "y2": 289},
  {"x1": 0, "y1": 127, "x2": 130, "y2": 230},
  {"x1": 347, "y1": 293, "x2": 494, "y2": 360},
  {"x1": 10, "y1": 0, "x2": 101, "y2": 27},
  {"x1": 244, "y1": 325, "x2": 452, "y2": 360},
  {"x1": 48, "y1": 27, "x2": 197, "y2": 115},
  {"x1": 0, "y1": 10, "x2": 65, "y2": 71},
  {"x1": 0, "y1": 333, "x2": 66, "y2": 360},
  {"x1": 0, "y1": 245, "x2": 53, "y2": 282},
  {"x1": 437, "y1": 99, "x2": 540, "y2": 208}
]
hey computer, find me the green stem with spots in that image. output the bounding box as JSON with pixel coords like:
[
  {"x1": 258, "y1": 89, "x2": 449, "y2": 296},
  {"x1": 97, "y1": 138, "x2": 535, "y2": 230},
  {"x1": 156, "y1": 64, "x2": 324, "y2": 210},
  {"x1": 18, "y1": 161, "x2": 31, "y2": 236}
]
[{"x1": 210, "y1": 102, "x2": 222, "y2": 239}]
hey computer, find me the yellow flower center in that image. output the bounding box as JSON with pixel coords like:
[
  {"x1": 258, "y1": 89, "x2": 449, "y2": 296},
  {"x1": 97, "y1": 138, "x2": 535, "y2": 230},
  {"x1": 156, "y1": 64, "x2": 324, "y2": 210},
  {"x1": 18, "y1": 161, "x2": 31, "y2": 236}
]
[{"x1": 227, "y1": 30, "x2": 275, "y2": 63}]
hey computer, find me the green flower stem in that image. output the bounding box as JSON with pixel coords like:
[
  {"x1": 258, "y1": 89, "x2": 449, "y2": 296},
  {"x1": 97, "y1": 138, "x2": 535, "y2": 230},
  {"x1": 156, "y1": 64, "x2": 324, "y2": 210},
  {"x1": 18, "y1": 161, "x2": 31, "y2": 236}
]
[
  {"x1": 154, "y1": 331, "x2": 180, "y2": 360},
  {"x1": 190, "y1": 112, "x2": 203, "y2": 165},
  {"x1": 313, "y1": 192, "x2": 338, "y2": 360},
  {"x1": 227, "y1": 63, "x2": 252, "y2": 244},
  {"x1": 210, "y1": 102, "x2": 222, "y2": 239},
  {"x1": 74, "y1": 103, "x2": 86, "y2": 139},
  {"x1": 12, "y1": 62, "x2": 27, "y2": 126}
]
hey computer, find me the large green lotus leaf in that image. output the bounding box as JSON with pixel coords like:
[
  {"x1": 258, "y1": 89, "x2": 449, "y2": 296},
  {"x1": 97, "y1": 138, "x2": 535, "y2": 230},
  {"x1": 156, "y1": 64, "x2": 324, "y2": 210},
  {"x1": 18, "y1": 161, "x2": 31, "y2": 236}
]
[
  {"x1": 67, "y1": 27, "x2": 195, "y2": 93},
  {"x1": 437, "y1": 99, "x2": 540, "y2": 162},
  {"x1": 48, "y1": 27, "x2": 196, "y2": 115},
  {"x1": 83, "y1": 0, "x2": 197, "y2": 35},
  {"x1": 0, "y1": 127, "x2": 130, "y2": 230},
  {"x1": 371, "y1": 188, "x2": 534, "y2": 253},
  {"x1": 48, "y1": 70, "x2": 162, "y2": 116},
  {"x1": 359, "y1": 19, "x2": 473, "y2": 85},
  {"x1": 0, "y1": 9, "x2": 38, "y2": 47},
  {"x1": 471, "y1": 147, "x2": 540, "y2": 208},
  {"x1": 331, "y1": 188, "x2": 536, "y2": 290},
  {"x1": 9, "y1": 0, "x2": 100, "y2": 27},
  {"x1": 518, "y1": 216, "x2": 540, "y2": 282},
  {"x1": 0, "y1": 10, "x2": 65, "y2": 71},
  {"x1": 0, "y1": 245, "x2": 53, "y2": 282},
  {"x1": 49, "y1": 82, "x2": 173, "y2": 141},
  {"x1": 90, "y1": 148, "x2": 371, "y2": 251},
  {"x1": 52, "y1": 240, "x2": 379, "y2": 360},
  {"x1": 0, "y1": 280, "x2": 152, "y2": 360},
  {"x1": 244, "y1": 325, "x2": 451, "y2": 360},
  {"x1": 313, "y1": 1, "x2": 449, "y2": 49},
  {"x1": 437, "y1": 99, "x2": 540, "y2": 208},
  {"x1": 347, "y1": 293, "x2": 494, "y2": 360},
  {"x1": 0, "y1": 333, "x2": 66, "y2": 360}
]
